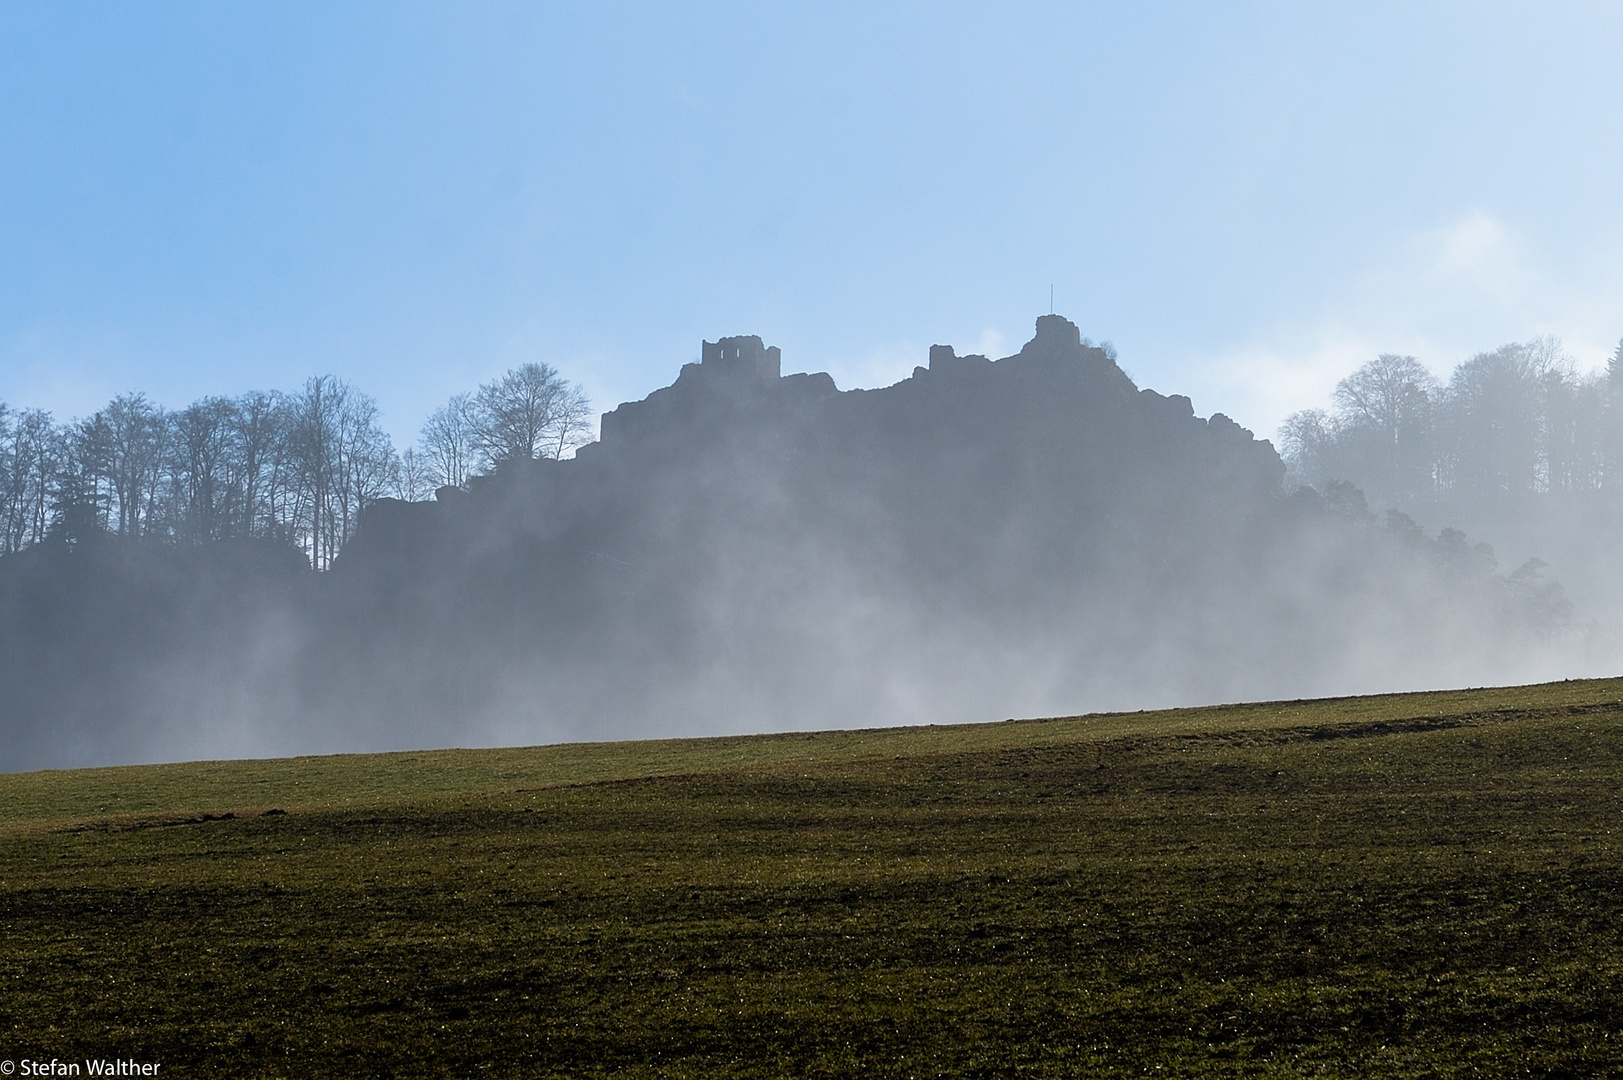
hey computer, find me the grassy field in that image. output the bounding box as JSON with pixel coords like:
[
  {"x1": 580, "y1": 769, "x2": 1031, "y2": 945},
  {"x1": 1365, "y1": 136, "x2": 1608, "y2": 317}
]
[{"x1": 2, "y1": 680, "x2": 1622, "y2": 1077}]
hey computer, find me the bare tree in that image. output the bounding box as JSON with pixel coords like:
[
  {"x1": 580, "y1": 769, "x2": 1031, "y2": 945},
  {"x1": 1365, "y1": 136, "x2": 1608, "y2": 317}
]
[
  {"x1": 1331, "y1": 354, "x2": 1437, "y2": 501},
  {"x1": 288, "y1": 376, "x2": 396, "y2": 569},
  {"x1": 173, "y1": 397, "x2": 241, "y2": 543},
  {"x1": 104, "y1": 393, "x2": 170, "y2": 537},
  {"x1": 0, "y1": 404, "x2": 19, "y2": 554},
  {"x1": 231, "y1": 390, "x2": 300, "y2": 542},
  {"x1": 1439, "y1": 341, "x2": 1552, "y2": 497},
  {"x1": 1541, "y1": 362, "x2": 1607, "y2": 493},
  {"x1": 1, "y1": 409, "x2": 61, "y2": 552},
  {"x1": 64, "y1": 413, "x2": 116, "y2": 535},
  {"x1": 289, "y1": 377, "x2": 346, "y2": 569},
  {"x1": 60, "y1": 393, "x2": 172, "y2": 539},
  {"x1": 1277, "y1": 408, "x2": 1336, "y2": 489},
  {"x1": 1334, "y1": 355, "x2": 1436, "y2": 437},
  {"x1": 1603, "y1": 338, "x2": 1623, "y2": 489},
  {"x1": 396, "y1": 447, "x2": 432, "y2": 502},
  {"x1": 54, "y1": 417, "x2": 113, "y2": 544},
  {"x1": 0, "y1": 403, "x2": 12, "y2": 551},
  {"x1": 421, "y1": 392, "x2": 477, "y2": 489},
  {"x1": 333, "y1": 391, "x2": 398, "y2": 542},
  {"x1": 470, "y1": 363, "x2": 592, "y2": 467},
  {"x1": 543, "y1": 382, "x2": 595, "y2": 460}
]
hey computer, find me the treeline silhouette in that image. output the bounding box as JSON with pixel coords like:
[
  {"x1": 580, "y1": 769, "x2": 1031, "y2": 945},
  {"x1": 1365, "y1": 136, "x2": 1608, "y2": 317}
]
[
  {"x1": 1280, "y1": 337, "x2": 1623, "y2": 507},
  {"x1": 0, "y1": 363, "x2": 591, "y2": 570}
]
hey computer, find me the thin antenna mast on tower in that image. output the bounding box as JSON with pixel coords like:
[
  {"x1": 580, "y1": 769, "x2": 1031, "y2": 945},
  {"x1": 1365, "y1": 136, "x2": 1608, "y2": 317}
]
[{"x1": 1050, "y1": 285, "x2": 1054, "y2": 314}]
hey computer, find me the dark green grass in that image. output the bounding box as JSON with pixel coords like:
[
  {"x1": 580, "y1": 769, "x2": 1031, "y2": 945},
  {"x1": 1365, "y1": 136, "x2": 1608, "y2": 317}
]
[{"x1": 3, "y1": 680, "x2": 1623, "y2": 1077}]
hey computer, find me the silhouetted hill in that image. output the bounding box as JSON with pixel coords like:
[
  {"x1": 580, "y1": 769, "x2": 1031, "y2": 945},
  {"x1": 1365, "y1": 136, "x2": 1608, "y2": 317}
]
[
  {"x1": 0, "y1": 316, "x2": 1578, "y2": 770},
  {"x1": 317, "y1": 316, "x2": 1569, "y2": 748},
  {"x1": 331, "y1": 316, "x2": 1289, "y2": 647}
]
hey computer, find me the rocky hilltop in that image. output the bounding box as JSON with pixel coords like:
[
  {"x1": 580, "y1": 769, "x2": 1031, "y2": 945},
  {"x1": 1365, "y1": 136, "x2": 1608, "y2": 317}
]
[
  {"x1": 323, "y1": 315, "x2": 1561, "y2": 744},
  {"x1": 0, "y1": 316, "x2": 1572, "y2": 769},
  {"x1": 335, "y1": 315, "x2": 1292, "y2": 636}
]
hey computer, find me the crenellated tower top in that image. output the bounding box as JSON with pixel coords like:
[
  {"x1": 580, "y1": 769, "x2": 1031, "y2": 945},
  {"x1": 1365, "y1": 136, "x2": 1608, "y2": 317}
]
[{"x1": 701, "y1": 335, "x2": 781, "y2": 382}]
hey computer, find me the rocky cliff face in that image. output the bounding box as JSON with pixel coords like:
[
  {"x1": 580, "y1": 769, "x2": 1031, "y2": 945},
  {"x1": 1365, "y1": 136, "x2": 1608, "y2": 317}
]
[
  {"x1": 339, "y1": 313, "x2": 1292, "y2": 627},
  {"x1": 319, "y1": 315, "x2": 1562, "y2": 750}
]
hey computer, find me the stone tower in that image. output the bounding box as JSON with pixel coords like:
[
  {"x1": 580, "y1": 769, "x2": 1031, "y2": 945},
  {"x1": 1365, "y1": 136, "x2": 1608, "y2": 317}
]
[{"x1": 701, "y1": 335, "x2": 781, "y2": 382}]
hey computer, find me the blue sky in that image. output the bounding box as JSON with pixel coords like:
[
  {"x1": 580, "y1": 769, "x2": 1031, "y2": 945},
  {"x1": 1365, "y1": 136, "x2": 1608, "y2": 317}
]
[{"x1": 3, "y1": 2, "x2": 1621, "y2": 450}]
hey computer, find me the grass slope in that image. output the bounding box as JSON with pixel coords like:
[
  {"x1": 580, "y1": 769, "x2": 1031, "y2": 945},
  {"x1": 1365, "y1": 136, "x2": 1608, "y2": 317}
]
[{"x1": 2, "y1": 680, "x2": 1621, "y2": 1077}]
